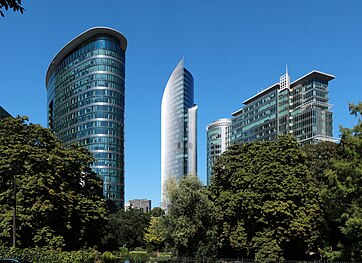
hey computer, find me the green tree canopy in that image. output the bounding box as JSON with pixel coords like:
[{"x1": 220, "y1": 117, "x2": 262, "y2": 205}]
[
  {"x1": 101, "y1": 207, "x2": 150, "y2": 251},
  {"x1": 149, "y1": 207, "x2": 164, "y2": 217},
  {"x1": 160, "y1": 175, "x2": 217, "y2": 258},
  {"x1": 209, "y1": 136, "x2": 320, "y2": 261},
  {"x1": 319, "y1": 103, "x2": 362, "y2": 261},
  {"x1": 144, "y1": 216, "x2": 166, "y2": 252},
  {"x1": 0, "y1": 117, "x2": 108, "y2": 250}
]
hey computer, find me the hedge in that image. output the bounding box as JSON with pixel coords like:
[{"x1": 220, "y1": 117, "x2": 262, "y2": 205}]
[{"x1": 0, "y1": 246, "x2": 103, "y2": 263}]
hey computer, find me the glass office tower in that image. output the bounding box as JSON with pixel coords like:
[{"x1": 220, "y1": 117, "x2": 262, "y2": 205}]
[
  {"x1": 231, "y1": 69, "x2": 335, "y2": 145},
  {"x1": 45, "y1": 27, "x2": 127, "y2": 208},
  {"x1": 206, "y1": 118, "x2": 231, "y2": 185},
  {"x1": 161, "y1": 59, "x2": 197, "y2": 203}
]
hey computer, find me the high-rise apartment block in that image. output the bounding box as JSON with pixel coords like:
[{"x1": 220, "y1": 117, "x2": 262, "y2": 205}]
[
  {"x1": 127, "y1": 199, "x2": 152, "y2": 213},
  {"x1": 231, "y1": 69, "x2": 335, "y2": 145},
  {"x1": 161, "y1": 59, "x2": 198, "y2": 203},
  {"x1": 206, "y1": 118, "x2": 231, "y2": 184},
  {"x1": 206, "y1": 68, "x2": 335, "y2": 184},
  {"x1": 45, "y1": 27, "x2": 127, "y2": 208}
]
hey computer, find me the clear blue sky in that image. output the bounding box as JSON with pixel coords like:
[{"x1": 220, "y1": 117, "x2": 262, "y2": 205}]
[{"x1": 1, "y1": 1, "x2": 361, "y2": 207}]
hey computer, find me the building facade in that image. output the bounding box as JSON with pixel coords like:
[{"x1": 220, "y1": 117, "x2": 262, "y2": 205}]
[
  {"x1": 127, "y1": 199, "x2": 152, "y2": 213},
  {"x1": 0, "y1": 106, "x2": 10, "y2": 119},
  {"x1": 231, "y1": 69, "x2": 335, "y2": 145},
  {"x1": 161, "y1": 59, "x2": 198, "y2": 203},
  {"x1": 45, "y1": 27, "x2": 127, "y2": 207},
  {"x1": 206, "y1": 118, "x2": 231, "y2": 184}
]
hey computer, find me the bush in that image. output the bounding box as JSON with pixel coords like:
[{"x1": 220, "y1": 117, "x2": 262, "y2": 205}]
[
  {"x1": 0, "y1": 246, "x2": 101, "y2": 263},
  {"x1": 129, "y1": 250, "x2": 149, "y2": 262},
  {"x1": 118, "y1": 246, "x2": 129, "y2": 255}
]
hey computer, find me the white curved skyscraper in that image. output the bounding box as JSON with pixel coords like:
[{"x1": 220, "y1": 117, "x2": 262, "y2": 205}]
[{"x1": 161, "y1": 59, "x2": 197, "y2": 205}]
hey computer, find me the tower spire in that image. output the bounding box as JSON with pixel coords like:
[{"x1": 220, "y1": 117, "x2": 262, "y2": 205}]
[{"x1": 279, "y1": 64, "x2": 290, "y2": 90}]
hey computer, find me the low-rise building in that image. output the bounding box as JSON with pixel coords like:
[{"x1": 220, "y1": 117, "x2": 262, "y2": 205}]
[{"x1": 127, "y1": 199, "x2": 151, "y2": 213}]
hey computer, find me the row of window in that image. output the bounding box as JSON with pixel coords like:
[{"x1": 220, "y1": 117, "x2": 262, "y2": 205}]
[
  {"x1": 55, "y1": 38, "x2": 123, "y2": 75},
  {"x1": 55, "y1": 80, "x2": 124, "y2": 104},
  {"x1": 93, "y1": 152, "x2": 123, "y2": 161},
  {"x1": 53, "y1": 104, "x2": 123, "y2": 128},
  {"x1": 56, "y1": 57, "x2": 124, "y2": 85},
  {"x1": 58, "y1": 120, "x2": 121, "y2": 136},
  {"x1": 82, "y1": 136, "x2": 123, "y2": 145},
  {"x1": 56, "y1": 112, "x2": 122, "y2": 130},
  {"x1": 57, "y1": 63, "x2": 124, "y2": 87},
  {"x1": 93, "y1": 167, "x2": 123, "y2": 177},
  {"x1": 59, "y1": 128, "x2": 123, "y2": 142},
  {"x1": 55, "y1": 96, "x2": 123, "y2": 117},
  {"x1": 57, "y1": 69, "x2": 124, "y2": 95},
  {"x1": 86, "y1": 143, "x2": 120, "y2": 152}
]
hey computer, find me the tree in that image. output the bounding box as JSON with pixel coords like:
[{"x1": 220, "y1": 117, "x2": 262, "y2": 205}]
[
  {"x1": 0, "y1": 0, "x2": 24, "y2": 17},
  {"x1": 160, "y1": 175, "x2": 217, "y2": 258},
  {"x1": 144, "y1": 216, "x2": 166, "y2": 253},
  {"x1": 149, "y1": 207, "x2": 164, "y2": 217},
  {"x1": 101, "y1": 207, "x2": 150, "y2": 251},
  {"x1": 0, "y1": 116, "x2": 108, "y2": 250},
  {"x1": 319, "y1": 103, "x2": 362, "y2": 261},
  {"x1": 303, "y1": 141, "x2": 343, "y2": 257},
  {"x1": 209, "y1": 136, "x2": 321, "y2": 260},
  {"x1": 303, "y1": 141, "x2": 341, "y2": 184}
]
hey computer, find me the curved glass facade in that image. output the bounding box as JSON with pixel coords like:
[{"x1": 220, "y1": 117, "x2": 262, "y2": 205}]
[
  {"x1": 161, "y1": 59, "x2": 197, "y2": 203},
  {"x1": 206, "y1": 118, "x2": 231, "y2": 185},
  {"x1": 46, "y1": 27, "x2": 127, "y2": 208}
]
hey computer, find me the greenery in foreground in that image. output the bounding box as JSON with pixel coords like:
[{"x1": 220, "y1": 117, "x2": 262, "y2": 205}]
[
  {"x1": 0, "y1": 117, "x2": 108, "y2": 250},
  {"x1": 149, "y1": 102, "x2": 362, "y2": 261},
  {"x1": 0, "y1": 102, "x2": 361, "y2": 262}
]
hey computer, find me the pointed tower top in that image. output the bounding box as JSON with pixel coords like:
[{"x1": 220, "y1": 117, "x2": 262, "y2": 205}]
[
  {"x1": 279, "y1": 65, "x2": 291, "y2": 91},
  {"x1": 175, "y1": 57, "x2": 184, "y2": 71}
]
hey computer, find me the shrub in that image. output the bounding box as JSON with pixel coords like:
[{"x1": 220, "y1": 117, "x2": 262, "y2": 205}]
[{"x1": 129, "y1": 250, "x2": 149, "y2": 262}]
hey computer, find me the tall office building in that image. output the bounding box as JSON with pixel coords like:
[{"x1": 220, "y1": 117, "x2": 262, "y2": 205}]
[
  {"x1": 0, "y1": 106, "x2": 10, "y2": 119},
  {"x1": 206, "y1": 118, "x2": 231, "y2": 185},
  {"x1": 161, "y1": 59, "x2": 198, "y2": 203},
  {"x1": 45, "y1": 27, "x2": 127, "y2": 207},
  {"x1": 231, "y1": 68, "x2": 335, "y2": 145}
]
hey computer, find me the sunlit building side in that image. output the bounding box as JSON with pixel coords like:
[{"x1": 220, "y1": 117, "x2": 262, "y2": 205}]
[
  {"x1": 231, "y1": 68, "x2": 335, "y2": 145},
  {"x1": 161, "y1": 59, "x2": 197, "y2": 205},
  {"x1": 45, "y1": 27, "x2": 127, "y2": 208},
  {"x1": 206, "y1": 118, "x2": 231, "y2": 185}
]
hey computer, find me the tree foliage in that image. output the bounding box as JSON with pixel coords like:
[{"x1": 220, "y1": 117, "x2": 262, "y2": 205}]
[
  {"x1": 160, "y1": 175, "x2": 217, "y2": 258},
  {"x1": 144, "y1": 216, "x2": 166, "y2": 251},
  {"x1": 149, "y1": 207, "x2": 164, "y2": 217},
  {"x1": 101, "y1": 207, "x2": 150, "y2": 251},
  {"x1": 209, "y1": 136, "x2": 320, "y2": 260},
  {"x1": 0, "y1": 117, "x2": 108, "y2": 250},
  {"x1": 303, "y1": 141, "x2": 341, "y2": 184},
  {"x1": 318, "y1": 103, "x2": 362, "y2": 261},
  {"x1": 0, "y1": 0, "x2": 24, "y2": 17}
]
